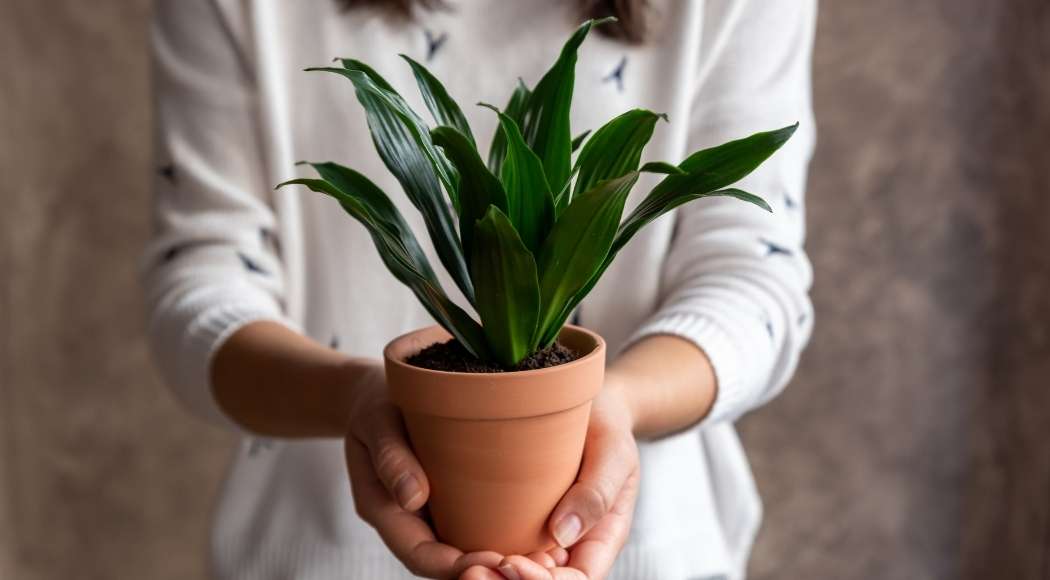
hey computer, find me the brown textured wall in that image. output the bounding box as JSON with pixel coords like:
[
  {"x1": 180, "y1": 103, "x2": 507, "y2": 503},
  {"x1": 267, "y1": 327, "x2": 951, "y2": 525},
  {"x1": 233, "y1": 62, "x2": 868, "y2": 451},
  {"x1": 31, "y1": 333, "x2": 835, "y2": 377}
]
[
  {"x1": 1, "y1": 2, "x2": 1047, "y2": 580},
  {"x1": 2, "y1": 2, "x2": 235, "y2": 579},
  {"x1": 740, "y1": 2, "x2": 1050, "y2": 580}
]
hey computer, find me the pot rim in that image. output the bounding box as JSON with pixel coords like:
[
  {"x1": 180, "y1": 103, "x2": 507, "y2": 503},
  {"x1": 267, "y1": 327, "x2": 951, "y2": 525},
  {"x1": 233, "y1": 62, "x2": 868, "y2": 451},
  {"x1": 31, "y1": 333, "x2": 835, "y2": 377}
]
[
  {"x1": 383, "y1": 324, "x2": 607, "y2": 419},
  {"x1": 383, "y1": 324, "x2": 605, "y2": 377}
]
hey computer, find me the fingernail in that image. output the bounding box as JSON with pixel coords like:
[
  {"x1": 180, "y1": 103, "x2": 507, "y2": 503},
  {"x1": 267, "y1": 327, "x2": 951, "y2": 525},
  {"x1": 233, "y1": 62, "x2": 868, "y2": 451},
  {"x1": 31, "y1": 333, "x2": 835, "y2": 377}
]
[
  {"x1": 394, "y1": 473, "x2": 421, "y2": 509},
  {"x1": 499, "y1": 564, "x2": 521, "y2": 580},
  {"x1": 553, "y1": 513, "x2": 582, "y2": 547}
]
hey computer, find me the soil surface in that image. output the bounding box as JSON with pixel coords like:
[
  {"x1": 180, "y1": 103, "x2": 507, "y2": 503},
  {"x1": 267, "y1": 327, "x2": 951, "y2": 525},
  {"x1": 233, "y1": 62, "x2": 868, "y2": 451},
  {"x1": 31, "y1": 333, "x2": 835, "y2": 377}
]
[{"x1": 406, "y1": 339, "x2": 580, "y2": 373}]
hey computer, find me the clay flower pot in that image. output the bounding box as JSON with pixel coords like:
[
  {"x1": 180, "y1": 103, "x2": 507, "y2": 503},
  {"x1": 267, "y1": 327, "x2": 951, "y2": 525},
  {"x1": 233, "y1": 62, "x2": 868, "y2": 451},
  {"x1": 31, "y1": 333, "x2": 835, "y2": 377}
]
[{"x1": 383, "y1": 324, "x2": 606, "y2": 555}]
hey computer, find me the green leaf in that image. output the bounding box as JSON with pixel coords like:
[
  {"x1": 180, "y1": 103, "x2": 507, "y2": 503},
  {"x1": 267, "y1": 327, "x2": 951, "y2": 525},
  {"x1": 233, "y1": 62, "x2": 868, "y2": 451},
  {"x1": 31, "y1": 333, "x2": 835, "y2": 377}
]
[
  {"x1": 541, "y1": 125, "x2": 797, "y2": 340},
  {"x1": 480, "y1": 103, "x2": 556, "y2": 254},
  {"x1": 329, "y1": 61, "x2": 459, "y2": 198},
  {"x1": 533, "y1": 172, "x2": 638, "y2": 346},
  {"x1": 638, "y1": 161, "x2": 686, "y2": 175},
  {"x1": 471, "y1": 207, "x2": 541, "y2": 366},
  {"x1": 332, "y1": 57, "x2": 396, "y2": 92},
  {"x1": 618, "y1": 124, "x2": 795, "y2": 252},
  {"x1": 277, "y1": 177, "x2": 488, "y2": 358},
  {"x1": 681, "y1": 122, "x2": 797, "y2": 178},
  {"x1": 571, "y1": 130, "x2": 591, "y2": 153},
  {"x1": 566, "y1": 108, "x2": 665, "y2": 212},
  {"x1": 400, "y1": 54, "x2": 476, "y2": 148},
  {"x1": 487, "y1": 79, "x2": 531, "y2": 174},
  {"x1": 430, "y1": 126, "x2": 508, "y2": 265},
  {"x1": 295, "y1": 161, "x2": 434, "y2": 276},
  {"x1": 520, "y1": 18, "x2": 612, "y2": 194},
  {"x1": 307, "y1": 65, "x2": 475, "y2": 304}
]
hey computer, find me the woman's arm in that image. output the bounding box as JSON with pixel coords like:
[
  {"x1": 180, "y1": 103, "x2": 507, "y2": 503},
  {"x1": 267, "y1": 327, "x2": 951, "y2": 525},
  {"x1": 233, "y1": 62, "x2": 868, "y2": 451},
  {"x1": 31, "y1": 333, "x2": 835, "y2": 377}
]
[
  {"x1": 147, "y1": 5, "x2": 518, "y2": 577},
  {"x1": 145, "y1": 0, "x2": 291, "y2": 430},
  {"x1": 212, "y1": 320, "x2": 565, "y2": 578},
  {"x1": 606, "y1": 334, "x2": 718, "y2": 439},
  {"x1": 210, "y1": 320, "x2": 359, "y2": 437}
]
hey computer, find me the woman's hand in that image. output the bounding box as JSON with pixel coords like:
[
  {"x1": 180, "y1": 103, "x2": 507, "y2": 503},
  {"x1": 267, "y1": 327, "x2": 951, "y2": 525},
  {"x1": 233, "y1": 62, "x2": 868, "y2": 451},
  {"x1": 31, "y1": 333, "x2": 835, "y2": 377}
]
[
  {"x1": 461, "y1": 385, "x2": 641, "y2": 580},
  {"x1": 343, "y1": 361, "x2": 567, "y2": 579},
  {"x1": 342, "y1": 360, "x2": 501, "y2": 578}
]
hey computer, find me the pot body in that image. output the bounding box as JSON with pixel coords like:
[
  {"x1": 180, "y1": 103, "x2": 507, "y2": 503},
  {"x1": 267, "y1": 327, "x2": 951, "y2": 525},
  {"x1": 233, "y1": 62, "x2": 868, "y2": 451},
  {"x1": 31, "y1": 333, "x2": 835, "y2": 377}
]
[{"x1": 384, "y1": 325, "x2": 605, "y2": 555}]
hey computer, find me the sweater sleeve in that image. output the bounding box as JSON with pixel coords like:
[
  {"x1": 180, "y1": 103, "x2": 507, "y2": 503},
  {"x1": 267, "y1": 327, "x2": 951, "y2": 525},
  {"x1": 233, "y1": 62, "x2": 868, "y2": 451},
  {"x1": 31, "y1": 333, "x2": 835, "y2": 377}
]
[
  {"x1": 141, "y1": 0, "x2": 293, "y2": 430},
  {"x1": 626, "y1": 0, "x2": 817, "y2": 425}
]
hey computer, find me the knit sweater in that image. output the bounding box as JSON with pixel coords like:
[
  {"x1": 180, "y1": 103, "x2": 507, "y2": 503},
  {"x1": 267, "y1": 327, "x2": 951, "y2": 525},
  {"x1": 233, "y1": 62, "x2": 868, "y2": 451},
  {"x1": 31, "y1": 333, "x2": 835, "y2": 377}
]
[{"x1": 143, "y1": 1, "x2": 816, "y2": 578}]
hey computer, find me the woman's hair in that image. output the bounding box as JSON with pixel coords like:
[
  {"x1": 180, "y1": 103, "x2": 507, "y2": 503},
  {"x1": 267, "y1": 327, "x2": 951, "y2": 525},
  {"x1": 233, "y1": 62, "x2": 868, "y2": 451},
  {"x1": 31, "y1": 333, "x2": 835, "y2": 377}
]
[{"x1": 335, "y1": 0, "x2": 649, "y2": 44}]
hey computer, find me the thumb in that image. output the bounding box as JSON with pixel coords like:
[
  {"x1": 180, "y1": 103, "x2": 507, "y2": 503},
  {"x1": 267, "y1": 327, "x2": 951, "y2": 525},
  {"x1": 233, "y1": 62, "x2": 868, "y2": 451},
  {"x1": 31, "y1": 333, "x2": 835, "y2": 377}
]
[
  {"x1": 548, "y1": 428, "x2": 635, "y2": 548},
  {"x1": 355, "y1": 403, "x2": 430, "y2": 512}
]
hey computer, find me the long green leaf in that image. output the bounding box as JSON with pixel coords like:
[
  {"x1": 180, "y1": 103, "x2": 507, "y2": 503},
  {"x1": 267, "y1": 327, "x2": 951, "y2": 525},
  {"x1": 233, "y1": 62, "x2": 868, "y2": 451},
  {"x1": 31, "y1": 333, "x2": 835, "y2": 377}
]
[
  {"x1": 471, "y1": 207, "x2": 541, "y2": 366},
  {"x1": 547, "y1": 187, "x2": 772, "y2": 344},
  {"x1": 331, "y1": 60, "x2": 460, "y2": 201},
  {"x1": 638, "y1": 161, "x2": 686, "y2": 175},
  {"x1": 540, "y1": 128, "x2": 797, "y2": 341},
  {"x1": 618, "y1": 124, "x2": 795, "y2": 251},
  {"x1": 400, "y1": 54, "x2": 476, "y2": 148},
  {"x1": 307, "y1": 65, "x2": 475, "y2": 304},
  {"x1": 277, "y1": 177, "x2": 488, "y2": 357},
  {"x1": 480, "y1": 103, "x2": 555, "y2": 254},
  {"x1": 430, "y1": 126, "x2": 508, "y2": 265},
  {"x1": 520, "y1": 18, "x2": 612, "y2": 194},
  {"x1": 534, "y1": 172, "x2": 638, "y2": 345},
  {"x1": 332, "y1": 57, "x2": 396, "y2": 92},
  {"x1": 295, "y1": 161, "x2": 434, "y2": 276},
  {"x1": 566, "y1": 108, "x2": 665, "y2": 212},
  {"x1": 487, "y1": 79, "x2": 531, "y2": 174}
]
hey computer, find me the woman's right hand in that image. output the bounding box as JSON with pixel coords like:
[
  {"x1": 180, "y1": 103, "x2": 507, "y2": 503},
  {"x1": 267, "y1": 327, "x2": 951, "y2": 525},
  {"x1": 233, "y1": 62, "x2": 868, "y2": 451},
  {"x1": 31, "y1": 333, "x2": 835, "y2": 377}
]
[{"x1": 344, "y1": 361, "x2": 567, "y2": 579}]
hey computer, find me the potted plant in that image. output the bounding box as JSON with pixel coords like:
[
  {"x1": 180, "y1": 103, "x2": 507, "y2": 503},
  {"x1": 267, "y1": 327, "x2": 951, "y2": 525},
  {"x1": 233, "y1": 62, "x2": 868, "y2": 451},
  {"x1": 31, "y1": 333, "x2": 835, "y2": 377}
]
[{"x1": 278, "y1": 18, "x2": 795, "y2": 555}]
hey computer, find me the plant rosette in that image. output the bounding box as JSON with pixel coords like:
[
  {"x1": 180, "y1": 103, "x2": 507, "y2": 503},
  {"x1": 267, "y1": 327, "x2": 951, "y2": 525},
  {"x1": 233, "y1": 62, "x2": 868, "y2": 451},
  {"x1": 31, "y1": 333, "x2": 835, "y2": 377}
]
[{"x1": 278, "y1": 18, "x2": 795, "y2": 554}]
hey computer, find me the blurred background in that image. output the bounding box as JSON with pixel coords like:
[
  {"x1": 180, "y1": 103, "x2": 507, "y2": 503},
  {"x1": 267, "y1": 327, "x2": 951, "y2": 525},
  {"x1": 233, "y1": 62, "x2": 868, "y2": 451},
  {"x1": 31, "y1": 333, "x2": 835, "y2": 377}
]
[{"x1": 2, "y1": 1, "x2": 1048, "y2": 579}]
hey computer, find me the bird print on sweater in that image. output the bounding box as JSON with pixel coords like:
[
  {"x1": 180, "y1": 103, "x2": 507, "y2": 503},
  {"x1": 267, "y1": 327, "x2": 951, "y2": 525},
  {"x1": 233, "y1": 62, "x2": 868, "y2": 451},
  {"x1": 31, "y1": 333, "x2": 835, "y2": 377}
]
[
  {"x1": 603, "y1": 56, "x2": 627, "y2": 92},
  {"x1": 424, "y1": 29, "x2": 448, "y2": 61}
]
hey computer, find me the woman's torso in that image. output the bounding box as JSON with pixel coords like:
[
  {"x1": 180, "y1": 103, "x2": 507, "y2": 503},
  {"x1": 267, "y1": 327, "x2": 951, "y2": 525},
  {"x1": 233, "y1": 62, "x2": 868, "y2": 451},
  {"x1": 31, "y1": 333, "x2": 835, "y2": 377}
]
[{"x1": 210, "y1": 2, "x2": 759, "y2": 578}]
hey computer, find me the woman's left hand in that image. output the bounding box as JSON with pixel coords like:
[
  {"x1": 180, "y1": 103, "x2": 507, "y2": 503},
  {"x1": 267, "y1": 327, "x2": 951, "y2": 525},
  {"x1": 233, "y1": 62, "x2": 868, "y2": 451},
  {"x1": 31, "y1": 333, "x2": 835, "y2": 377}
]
[{"x1": 460, "y1": 385, "x2": 640, "y2": 580}]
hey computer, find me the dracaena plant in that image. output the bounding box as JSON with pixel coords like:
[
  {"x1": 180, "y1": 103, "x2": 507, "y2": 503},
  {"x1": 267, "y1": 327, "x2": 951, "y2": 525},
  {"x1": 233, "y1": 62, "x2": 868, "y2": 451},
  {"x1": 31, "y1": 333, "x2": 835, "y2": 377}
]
[{"x1": 278, "y1": 18, "x2": 796, "y2": 368}]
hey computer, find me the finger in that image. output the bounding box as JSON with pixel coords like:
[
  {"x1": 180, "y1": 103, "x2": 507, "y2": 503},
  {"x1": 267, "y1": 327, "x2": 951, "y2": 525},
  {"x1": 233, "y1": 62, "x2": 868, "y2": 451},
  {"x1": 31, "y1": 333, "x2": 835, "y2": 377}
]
[
  {"x1": 453, "y1": 552, "x2": 507, "y2": 577},
  {"x1": 500, "y1": 555, "x2": 588, "y2": 580},
  {"x1": 460, "y1": 565, "x2": 505, "y2": 580},
  {"x1": 500, "y1": 555, "x2": 554, "y2": 580},
  {"x1": 347, "y1": 437, "x2": 494, "y2": 577},
  {"x1": 355, "y1": 403, "x2": 429, "y2": 511},
  {"x1": 563, "y1": 469, "x2": 640, "y2": 580},
  {"x1": 525, "y1": 550, "x2": 555, "y2": 568},
  {"x1": 548, "y1": 428, "x2": 635, "y2": 548},
  {"x1": 547, "y1": 547, "x2": 569, "y2": 567}
]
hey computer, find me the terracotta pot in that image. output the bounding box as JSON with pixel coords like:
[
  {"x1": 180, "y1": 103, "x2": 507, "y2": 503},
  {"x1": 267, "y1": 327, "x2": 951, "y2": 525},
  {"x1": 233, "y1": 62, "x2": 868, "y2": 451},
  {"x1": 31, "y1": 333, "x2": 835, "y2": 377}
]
[{"x1": 383, "y1": 324, "x2": 605, "y2": 555}]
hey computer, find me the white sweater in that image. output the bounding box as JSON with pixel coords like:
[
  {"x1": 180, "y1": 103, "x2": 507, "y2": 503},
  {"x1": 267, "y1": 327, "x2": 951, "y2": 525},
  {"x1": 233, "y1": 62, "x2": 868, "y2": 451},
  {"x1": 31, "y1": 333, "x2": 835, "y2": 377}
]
[{"x1": 144, "y1": 1, "x2": 815, "y2": 578}]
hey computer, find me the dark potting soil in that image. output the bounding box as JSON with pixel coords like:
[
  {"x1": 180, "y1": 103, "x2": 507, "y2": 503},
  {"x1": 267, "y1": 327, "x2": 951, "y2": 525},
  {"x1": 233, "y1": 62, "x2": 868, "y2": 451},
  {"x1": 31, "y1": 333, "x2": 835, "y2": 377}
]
[{"x1": 406, "y1": 339, "x2": 581, "y2": 373}]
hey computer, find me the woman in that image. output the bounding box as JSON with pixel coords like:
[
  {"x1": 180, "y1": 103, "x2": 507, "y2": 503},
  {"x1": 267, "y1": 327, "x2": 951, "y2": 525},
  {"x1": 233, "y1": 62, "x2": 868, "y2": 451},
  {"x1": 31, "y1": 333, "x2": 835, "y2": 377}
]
[{"x1": 144, "y1": 1, "x2": 815, "y2": 578}]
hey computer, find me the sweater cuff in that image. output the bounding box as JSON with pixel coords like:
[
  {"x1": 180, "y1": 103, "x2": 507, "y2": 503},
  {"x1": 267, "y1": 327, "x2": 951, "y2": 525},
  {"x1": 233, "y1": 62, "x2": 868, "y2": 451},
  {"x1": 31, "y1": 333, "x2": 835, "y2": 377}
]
[
  {"x1": 163, "y1": 297, "x2": 297, "y2": 432},
  {"x1": 186, "y1": 302, "x2": 294, "y2": 430},
  {"x1": 625, "y1": 311, "x2": 763, "y2": 426}
]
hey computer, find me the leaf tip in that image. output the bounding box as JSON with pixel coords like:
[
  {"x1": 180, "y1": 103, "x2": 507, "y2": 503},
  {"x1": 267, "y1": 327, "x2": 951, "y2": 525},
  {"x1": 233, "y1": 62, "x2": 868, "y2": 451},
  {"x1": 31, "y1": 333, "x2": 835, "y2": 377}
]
[{"x1": 753, "y1": 196, "x2": 774, "y2": 213}]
